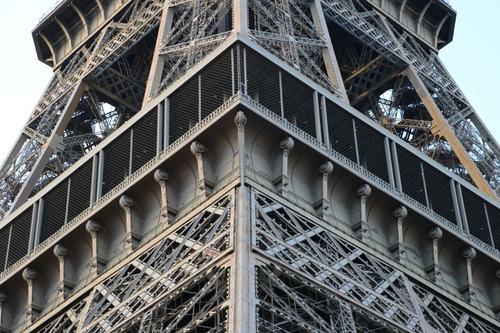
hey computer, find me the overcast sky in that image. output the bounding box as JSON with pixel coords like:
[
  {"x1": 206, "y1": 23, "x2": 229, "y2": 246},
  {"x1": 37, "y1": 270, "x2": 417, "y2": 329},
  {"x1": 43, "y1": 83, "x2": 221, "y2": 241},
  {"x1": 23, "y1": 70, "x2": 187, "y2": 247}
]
[{"x1": 0, "y1": 0, "x2": 498, "y2": 166}]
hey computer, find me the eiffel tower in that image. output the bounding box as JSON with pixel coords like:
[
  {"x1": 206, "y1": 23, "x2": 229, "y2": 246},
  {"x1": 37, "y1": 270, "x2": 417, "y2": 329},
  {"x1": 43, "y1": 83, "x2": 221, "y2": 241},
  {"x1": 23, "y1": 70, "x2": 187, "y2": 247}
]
[{"x1": 0, "y1": 0, "x2": 499, "y2": 331}]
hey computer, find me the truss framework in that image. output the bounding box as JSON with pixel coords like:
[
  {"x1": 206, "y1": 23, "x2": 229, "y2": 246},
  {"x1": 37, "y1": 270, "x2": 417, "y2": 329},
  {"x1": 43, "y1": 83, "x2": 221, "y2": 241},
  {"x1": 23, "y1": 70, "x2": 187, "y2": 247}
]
[
  {"x1": 321, "y1": 0, "x2": 500, "y2": 197},
  {"x1": 36, "y1": 194, "x2": 233, "y2": 333},
  {"x1": 252, "y1": 190, "x2": 499, "y2": 333},
  {"x1": 1, "y1": 0, "x2": 499, "y2": 220},
  {"x1": 33, "y1": 187, "x2": 500, "y2": 332}
]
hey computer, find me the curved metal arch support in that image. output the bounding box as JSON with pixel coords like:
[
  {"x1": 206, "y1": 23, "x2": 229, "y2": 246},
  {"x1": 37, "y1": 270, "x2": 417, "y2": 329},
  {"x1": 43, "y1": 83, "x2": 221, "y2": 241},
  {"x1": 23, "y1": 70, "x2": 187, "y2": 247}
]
[
  {"x1": 38, "y1": 32, "x2": 56, "y2": 64},
  {"x1": 399, "y1": 0, "x2": 409, "y2": 22},
  {"x1": 434, "y1": 13, "x2": 451, "y2": 47},
  {"x1": 71, "y1": 3, "x2": 90, "y2": 38},
  {"x1": 416, "y1": 0, "x2": 432, "y2": 35},
  {"x1": 54, "y1": 18, "x2": 73, "y2": 53},
  {"x1": 94, "y1": 0, "x2": 106, "y2": 22}
]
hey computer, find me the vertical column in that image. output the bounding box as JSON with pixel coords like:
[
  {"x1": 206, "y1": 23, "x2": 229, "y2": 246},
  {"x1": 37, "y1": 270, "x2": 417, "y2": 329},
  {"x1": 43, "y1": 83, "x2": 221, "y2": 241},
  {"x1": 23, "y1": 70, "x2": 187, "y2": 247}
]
[
  {"x1": 313, "y1": 91, "x2": 322, "y2": 143},
  {"x1": 157, "y1": 102, "x2": 164, "y2": 155},
  {"x1": 315, "y1": 161, "x2": 333, "y2": 218},
  {"x1": 53, "y1": 244, "x2": 71, "y2": 301},
  {"x1": 320, "y1": 95, "x2": 330, "y2": 147},
  {"x1": 233, "y1": 0, "x2": 249, "y2": 36},
  {"x1": 22, "y1": 268, "x2": 38, "y2": 325},
  {"x1": 276, "y1": 137, "x2": 294, "y2": 192},
  {"x1": 461, "y1": 247, "x2": 476, "y2": 301},
  {"x1": 390, "y1": 206, "x2": 408, "y2": 262},
  {"x1": 154, "y1": 169, "x2": 170, "y2": 221},
  {"x1": 229, "y1": 185, "x2": 255, "y2": 332},
  {"x1": 426, "y1": 227, "x2": 443, "y2": 282},
  {"x1": 120, "y1": 195, "x2": 140, "y2": 251},
  {"x1": 352, "y1": 184, "x2": 371, "y2": 240},
  {"x1": 391, "y1": 141, "x2": 402, "y2": 192},
  {"x1": 86, "y1": 220, "x2": 103, "y2": 278},
  {"x1": 234, "y1": 111, "x2": 247, "y2": 180}
]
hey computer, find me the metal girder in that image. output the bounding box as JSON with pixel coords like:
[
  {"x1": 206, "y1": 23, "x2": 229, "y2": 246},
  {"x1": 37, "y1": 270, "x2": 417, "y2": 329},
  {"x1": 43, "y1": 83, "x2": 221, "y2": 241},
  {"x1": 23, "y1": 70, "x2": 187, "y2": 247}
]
[
  {"x1": 252, "y1": 190, "x2": 499, "y2": 332},
  {"x1": 248, "y1": 0, "x2": 346, "y2": 98},
  {"x1": 36, "y1": 194, "x2": 233, "y2": 333},
  {"x1": 321, "y1": 0, "x2": 500, "y2": 198},
  {"x1": 0, "y1": 0, "x2": 165, "y2": 217}
]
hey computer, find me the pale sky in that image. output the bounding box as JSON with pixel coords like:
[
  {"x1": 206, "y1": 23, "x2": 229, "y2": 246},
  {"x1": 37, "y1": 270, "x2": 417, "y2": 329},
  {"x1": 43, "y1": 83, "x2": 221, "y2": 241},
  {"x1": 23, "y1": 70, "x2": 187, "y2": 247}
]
[{"x1": 0, "y1": 0, "x2": 498, "y2": 167}]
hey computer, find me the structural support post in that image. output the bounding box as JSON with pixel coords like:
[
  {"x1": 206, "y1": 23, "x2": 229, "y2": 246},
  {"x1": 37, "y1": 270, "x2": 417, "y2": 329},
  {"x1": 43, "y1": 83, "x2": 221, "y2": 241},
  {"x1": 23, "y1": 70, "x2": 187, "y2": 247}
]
[
  {"x1": 405, "y1": 67, "x2": 496, "y2": 199},
  {"x1": 143, "y1": 4, "x2": 174, "y2": 102},
  {"x1": 190, "y1": 141, "x2": 210, "y2": 197},
  {"x1": 10, "y1": 81, "x2": 87, "y2": 213},
  {"x1": 53, "y1": 244, "x2": 71, "y2": 302},
  {"x1": 461, "y1": 247, "x2": 476, "y2": 301},
  {"x1": 86, "y1": 220, "x2": 103, "y2": 278},
  {"x1": 22, "y1": 268, "x2": 38, "y2": 325},
  {"x1": 276, "y1": 137, "x2": 294, "y2": 192},
  {"x1": 154, "y1": 169, "x2": 170, "y2": 221},
  {"x1": 310, "y1": 0, "x2": 349, "y2": 102},
  {"x1": 426, "y1": 227, "x2": 443, "y2": 282},
  {"x1": 390, "y1": 206, "x2": 408, "y2": 262},
  {"x1": 230, "y1": 185, "x2": 255, "y2": 332},
  {"x1": 353, "y1": 184, "x2": 371, "y2": 240},
  {"x1": 120, "y1": 195, "x2": 139, "y2": 251},
  {"x1": 315, "y1": 161, "x2": 333, "y2": 218},
  {"x1": 233, "y1": 0, "x2": 249, "y2": 36}
]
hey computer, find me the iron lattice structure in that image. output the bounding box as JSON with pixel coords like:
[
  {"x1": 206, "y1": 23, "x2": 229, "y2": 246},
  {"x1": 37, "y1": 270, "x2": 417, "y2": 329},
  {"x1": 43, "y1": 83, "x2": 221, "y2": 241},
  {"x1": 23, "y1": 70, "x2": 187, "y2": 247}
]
[
  {"x1": 0, "y1": 0, "x2": 500, "y2": 332},
  {"x1": 0, "y1": 0, "x2": 499, "y2": 219}
]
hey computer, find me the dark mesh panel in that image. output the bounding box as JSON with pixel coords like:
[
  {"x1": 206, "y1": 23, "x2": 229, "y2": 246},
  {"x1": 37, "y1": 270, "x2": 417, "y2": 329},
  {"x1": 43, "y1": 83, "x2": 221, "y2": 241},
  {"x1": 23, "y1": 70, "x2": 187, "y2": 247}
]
[
  {"x1": 40, "y1": 180, "x2": 69, "y2": 243},
  {"x1": 486, "y1": 202, "x2": 500, "y2": 250},
  {"x1": 200, "y1": 50, "x2": 233, "y2": 118},
  {"x1": 132, "y1": 110, "x2": 157, "y2": 173},
  {"x1": 462, "y1": 187, "x2": 492, "y2": 246},
  {"x1": 0, "y1": 227, "x2": 9, "y2": 271},
  {"x1": 169, "y1": 76, "x2": 199, "y2": 143},
  {"x1": 326, "y1": 100, "x2": 356, "y2": 162},
  {"x1": 355, "y1": 120, "x2": 389, "y2": 182},
  {"x1": 7, "y1": 210, "x2": 32, "y2": 267},
  {"x1": 397, "y1": 146, "x2": 427, "y2": 206},
  {"x1": 67, "y1": 160, "x2": 92, "y2": 222},
  {"x1": 246, "y1": 48, "x2": 281, "y2": 115},
  {"x1": 103, "y1": 131, "x2": 131, "y2": 195},
  {"x1": 423, "y1": 163, "x2": 456, "y2": 224},
  {"x1": 281, "y1": 71, "x2": 315, "y2": 138}
]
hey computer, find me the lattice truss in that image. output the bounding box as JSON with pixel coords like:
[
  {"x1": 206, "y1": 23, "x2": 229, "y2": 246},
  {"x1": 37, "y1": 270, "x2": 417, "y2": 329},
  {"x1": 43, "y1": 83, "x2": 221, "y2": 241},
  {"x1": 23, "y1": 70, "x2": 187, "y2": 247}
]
[
  {"x1": 148, "y1": 0, "x2": 233, "y2": 97},
  {"x1": 0, "y1": 0, "x2": 165, "y2": 217},
  {"x1": 248, "y1": 0, "x2": 342, "y2": 94},
  {"x1": 38, "y1": 195, "x2": 233, "y2": 333},
  {"x1": 253, "y1": 191, "x2": 499, "y2": 332},
  {"x1": 320, "y1": 0, "x2": 500, "y2": 193}
]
